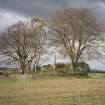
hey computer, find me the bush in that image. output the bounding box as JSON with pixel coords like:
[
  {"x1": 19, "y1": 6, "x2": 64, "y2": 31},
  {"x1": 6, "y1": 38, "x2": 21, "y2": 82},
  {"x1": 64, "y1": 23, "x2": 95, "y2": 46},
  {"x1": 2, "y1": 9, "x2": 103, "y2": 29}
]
[
  {"x1": 76, "y1": 62, "x2": 90, "y2": 73},
  {"x1": 55, "y1": 63, "x2": 65, "y2": 69},
  {"x1": 31, "y1": 62, "x2": 89, "y2": 78},
  {"x1": 69, "y1": 71, "x2": 88, "y2": 77},
  {"x1": 33, "y1": 67, "x2": 70, "y2": 78}
]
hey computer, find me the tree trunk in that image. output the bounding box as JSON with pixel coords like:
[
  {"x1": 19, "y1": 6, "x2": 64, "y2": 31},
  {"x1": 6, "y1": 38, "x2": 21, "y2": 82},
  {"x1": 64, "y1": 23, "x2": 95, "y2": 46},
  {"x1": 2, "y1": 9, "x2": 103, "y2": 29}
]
[
  {"x1": 21, "y1": 69, "x2": 25, "y2": 74},
  {"x1": 28, "y1": 66, "x2": 31, "y2": 74},
  {"x1": 28, "y1": 62, "x2": 31, "y2": 74},
  {"x1": 71, "y1": 62, "x2": 76, "y2": 73},
  {"x1": 33, "y1": 63, "x2": 36, "y2": 73},
  {"x1": 33, "y1": 60, "x2": 39, "y2": 73},
  {"x1": 20, "y1": 63, "x2": 25, "y2": 75}
]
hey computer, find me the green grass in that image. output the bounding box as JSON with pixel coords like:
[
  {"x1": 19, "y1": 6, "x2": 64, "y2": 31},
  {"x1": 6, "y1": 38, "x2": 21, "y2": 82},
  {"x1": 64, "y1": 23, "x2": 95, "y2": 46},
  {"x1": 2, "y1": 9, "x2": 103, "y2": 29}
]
[
  {"x1": 89, "y1": 73, "x2": 105, "y2": 79},
  {"x1": 0, "y1": 74, "x2": 105, "y2": 105}
]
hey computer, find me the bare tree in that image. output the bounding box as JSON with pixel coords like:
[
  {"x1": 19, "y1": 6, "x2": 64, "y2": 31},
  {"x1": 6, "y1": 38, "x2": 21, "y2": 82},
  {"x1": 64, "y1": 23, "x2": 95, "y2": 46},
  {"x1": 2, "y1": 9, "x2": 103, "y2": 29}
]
[
  {"x1": 28, "y1": 17, "x2": 48, "y2": 73},
  {"x1": 0, "y1": 22, "x2": 30, "y2": 74},
  {"x1": 0, "y1": 18, "x2": 47, "y2": 74},
  {"x1": 50, "y1": 8, "x2": 104, "y2": 72}
]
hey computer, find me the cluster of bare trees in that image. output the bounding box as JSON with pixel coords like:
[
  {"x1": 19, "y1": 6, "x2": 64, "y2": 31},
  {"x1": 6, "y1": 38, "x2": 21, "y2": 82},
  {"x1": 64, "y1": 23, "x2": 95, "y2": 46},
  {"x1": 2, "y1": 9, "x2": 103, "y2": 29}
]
[
  {"x1": 0, "y1": 17, "x2": 47, "y2": 74},
  {"x1": 0, "y1": 8, "x2": 104, "y2": 74}
]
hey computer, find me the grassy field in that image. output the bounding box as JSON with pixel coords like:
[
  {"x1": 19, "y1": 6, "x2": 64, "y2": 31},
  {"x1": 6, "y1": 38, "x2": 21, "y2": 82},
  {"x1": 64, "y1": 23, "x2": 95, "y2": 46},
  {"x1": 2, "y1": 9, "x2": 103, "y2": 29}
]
[{"x1": 0, "y1": 74, "x2": 105, "y2": 105}]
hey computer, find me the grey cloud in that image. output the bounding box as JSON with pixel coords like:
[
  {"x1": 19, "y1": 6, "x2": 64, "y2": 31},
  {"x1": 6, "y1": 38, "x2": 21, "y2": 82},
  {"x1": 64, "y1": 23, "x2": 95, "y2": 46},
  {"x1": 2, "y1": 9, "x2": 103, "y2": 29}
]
[
  {"x1": 0, "y1": 0, "x2": 105, "y2": 18},
  {"x1": 0, "y1": 0, "x2": 105, "y2": 30},
  {"x1": 0, "y1": 8, "x2": 27, "y2": 31},
  {"x1": 0, "y1": 0, "x2": 105, "y2": 31},
  {"x1": 66, "y1": 0, "x2": 105, "y2": 18},
  {"x1": 0, "y1": 0, "x2": 66, "y2": 18}
]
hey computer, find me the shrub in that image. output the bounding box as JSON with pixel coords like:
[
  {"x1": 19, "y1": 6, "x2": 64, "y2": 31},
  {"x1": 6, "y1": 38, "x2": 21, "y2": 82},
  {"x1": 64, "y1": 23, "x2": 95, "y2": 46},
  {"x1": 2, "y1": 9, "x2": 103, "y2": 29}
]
[
  {"x1": 76, "y1": 62, "x2": 90, "y2": 73},
  {"x1": 55, "y1": 63, "x2": 65, "y2": 69}
]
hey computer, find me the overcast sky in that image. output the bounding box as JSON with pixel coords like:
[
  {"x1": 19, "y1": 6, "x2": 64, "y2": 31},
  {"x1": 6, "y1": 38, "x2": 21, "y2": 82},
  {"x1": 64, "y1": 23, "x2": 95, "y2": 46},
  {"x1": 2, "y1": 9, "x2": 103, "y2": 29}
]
[
  {"x1": 0, "y1": 0, "x2": 105, "y2": 70},
  {"x1": 0, "y1": 0, "x2": 105, "y2": 26}
]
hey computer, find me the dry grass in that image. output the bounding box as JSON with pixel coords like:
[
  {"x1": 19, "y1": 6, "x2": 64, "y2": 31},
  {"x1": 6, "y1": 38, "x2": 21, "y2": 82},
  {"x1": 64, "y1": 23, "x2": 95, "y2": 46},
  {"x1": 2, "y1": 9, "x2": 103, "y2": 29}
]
[{"x1": 0, "y1": 77, "x2": 105, "y2": 105}]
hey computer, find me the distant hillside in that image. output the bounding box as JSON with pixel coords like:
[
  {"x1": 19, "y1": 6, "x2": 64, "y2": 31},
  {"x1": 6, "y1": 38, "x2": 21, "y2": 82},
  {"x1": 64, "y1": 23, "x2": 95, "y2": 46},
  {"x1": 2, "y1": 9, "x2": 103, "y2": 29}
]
[
  {"x1": 0, "y1": 67, "x2": 19, "y2": 74},
  {"x1": 0, "y1": 67, "x2": 19, "y2": 71},
  {"x1": 91, "y1": 69, "x2": 105, "y2": 73}
]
